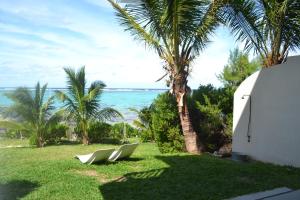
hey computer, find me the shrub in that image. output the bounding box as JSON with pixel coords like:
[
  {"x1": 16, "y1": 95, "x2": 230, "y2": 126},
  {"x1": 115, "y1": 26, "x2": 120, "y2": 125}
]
[
  {"x1": 195, "y1": 96, "x2": 227, "y2": 152},
  {"x1": 29, "y1": 134, "x2": 37, "y2": 146},
  {"x1": 45, "y1": 124, "x2": 69, "y2": 145},
  {"x1": 131, "y1": 106, "x2": 155, "y2": 142},
  {"x1": 138, "y1": 129, "x2": 154, "y2": 143},
  {"x1": 4, "y1": 129, "x2": 29, "y2": 139},
  {"x1": 110, "y1": 123, "x2": 138, "y2": 141},
  {"x1": 88, "y1": 122, "x2": 112, "y2": 143},
  {"x1": 151, "y1": 93, "x2": 184, "y2": 153},
  {"x1": 189, "y1": 85, "x2": 233, "y2": 152}
]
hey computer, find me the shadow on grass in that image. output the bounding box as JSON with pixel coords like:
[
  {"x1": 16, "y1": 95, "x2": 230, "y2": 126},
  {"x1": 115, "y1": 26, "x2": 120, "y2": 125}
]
[
  {"x1": 0, "y1": 180, "x2": 39, "y2": 200},
  {"x1": 113, "y1": 157, "x2": 144, "y2": 162},
  {"x1": 99, "y1": 154, "x2": 300, "y2": 200},
  {"x1": 90, "y1": 157, "x2": 144, "y2": 166}
]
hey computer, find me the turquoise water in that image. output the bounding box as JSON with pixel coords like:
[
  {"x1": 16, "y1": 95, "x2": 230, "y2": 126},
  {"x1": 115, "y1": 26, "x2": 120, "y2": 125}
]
[{"x1": 0, "y1": 88, "x2": 166, "y2": 122}]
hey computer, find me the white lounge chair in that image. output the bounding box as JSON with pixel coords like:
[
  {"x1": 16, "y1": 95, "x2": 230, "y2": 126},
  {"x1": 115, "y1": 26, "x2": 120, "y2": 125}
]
[
  {"x1": 75, "y1": 148, "x2": 115, "y2": 164},
  {"x1": 108, "y1": 143, "x2": 139, "y2": 161}
]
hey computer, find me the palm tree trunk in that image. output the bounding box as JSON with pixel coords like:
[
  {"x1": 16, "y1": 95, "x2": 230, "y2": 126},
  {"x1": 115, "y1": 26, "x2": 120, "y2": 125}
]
[
  {"x1": 173, "y1": 77, "x2": 204, "y2": 154},
  {"x1": 82, "y1": 133, "x2": 89, "y2": 145},
  {"x1": 37, "y1": 132, "x2": 44, "y2": 148},
  {"x1": 82, "y1": 122, "x2": 89, "y2": 145}
]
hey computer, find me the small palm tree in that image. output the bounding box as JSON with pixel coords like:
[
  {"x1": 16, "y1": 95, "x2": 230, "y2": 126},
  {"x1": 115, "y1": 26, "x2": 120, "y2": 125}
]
[
  {"x1": 107, "y1": 0, "x2": 225, "y2": 153},
  {"x1": 56, "y1": 67, "x2": 122, "y2": 145},
  {"x1": 0, "y1": 83, "x2": 61, "y2": 147},
  {"x1": 223, "y1": 0, "x2": 300, "y2": 67}
]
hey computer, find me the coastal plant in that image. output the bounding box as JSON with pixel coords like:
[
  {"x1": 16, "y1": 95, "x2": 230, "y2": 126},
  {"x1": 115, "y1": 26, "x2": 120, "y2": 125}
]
[
  {"x1": 56, "y1": 67, "x2": 122, "y2": 145},
  {"x1": 0, "y1": 83, "x2": 62, "y2": 147},
  {"x1": 44, "y1": 123, "x2": 69, "y2": 144},
  {"x1": 107, "y1": 0, "x2": 226, "y2": 153},
  {"x1": 223, "y1": 0, "x2": 300, "y2": 67},
  {"x1": 217, "y1": 48, "x2": 261, "y2": 89},
  {"x1": 151, "y1": 93, "x2": 184, "y2": 153},
  {"x1": 75, "y1": 121, "x2": 113, "y2": 143},
  {"x1": 110, "y1": 122, "x2": 139, "y2": 141},
  {"x1": 194, "y1": 96, "x2": 227, "y2": 152},
  {"x1": 188, "y1": 85, "x2": 233, "y2": 151},
  {"x1": 130, "y1": 106, "x2": 154, "y2": 142}
]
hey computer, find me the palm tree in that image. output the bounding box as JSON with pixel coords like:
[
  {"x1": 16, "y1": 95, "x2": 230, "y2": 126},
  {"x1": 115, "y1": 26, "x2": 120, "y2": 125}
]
[
  {"x1": 0, "y1": 83, "x2": 61, "y2": 147},
  {"x1": 222, "y1": 0, "x2": 300, "y2": 67},
  {"x1": 107, "y1": 0, "x2": 225, "y2": 153},
  {"x1": 56, "y1": 67, "x2": 122, "y2": 145}
]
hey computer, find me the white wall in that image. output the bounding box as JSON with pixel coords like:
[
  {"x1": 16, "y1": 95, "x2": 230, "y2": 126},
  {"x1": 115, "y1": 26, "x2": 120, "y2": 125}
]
[{"x1": 232, "y1": 56, "x2": 300, "y2": 167}]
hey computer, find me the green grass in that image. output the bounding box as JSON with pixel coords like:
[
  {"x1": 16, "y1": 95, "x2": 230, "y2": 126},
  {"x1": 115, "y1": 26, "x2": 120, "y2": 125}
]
[{"x1": 0, "y1": 139, "x2": 300, "y2": 200}]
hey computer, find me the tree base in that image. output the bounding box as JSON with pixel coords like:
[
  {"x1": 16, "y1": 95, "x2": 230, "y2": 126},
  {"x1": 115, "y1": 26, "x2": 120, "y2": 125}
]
[{"x1": 184, "y1": 133, "x2": 204, "y2": 154}]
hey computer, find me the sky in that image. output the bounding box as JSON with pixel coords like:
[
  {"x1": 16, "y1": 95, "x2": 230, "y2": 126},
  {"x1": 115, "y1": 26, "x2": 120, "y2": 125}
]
[{"x1": 0, "y1": 0, "x2": 239, "y2": 89}]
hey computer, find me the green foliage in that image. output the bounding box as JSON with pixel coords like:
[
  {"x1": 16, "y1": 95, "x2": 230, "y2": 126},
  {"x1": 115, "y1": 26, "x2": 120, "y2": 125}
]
[
  {"x1": 195, "y1": 96, "x2": 227, "y2": 152},
  {"x1": 224, "y1": 113, "x2": 233, "y2": 137},
  {"x1": 151, "y1": 93, "x2": 184, "y2": 153},
  {"x1": 191, "y1": 84, "x2": 234, "y2": 116},
  {"x1": 4, "y1": 129, "x2": 18, "y2": 139},
  {"x1": 110, "y1": 123, "x2": 138, "y2": 142},
  {"x1": 0, "y1": 83, "x2": 62, "y2": 147},
  {"x1": 88, "y1": 122, "x2": 112, "y2": 143},
  {"x1": 130, "y1": 106, "x2": 154, "y2": 142},
  {"x1": 223, "y1": 0, "x2": 300, "y2": 67},
  {"x1": 56, "y1": 67, "x2": 122, "y2": 144},
  {"x1": 44, "y1": 124, "x2": 68, "y2": 144},
  {"x1": 217, "y1": 48, "x2": 260, "y2": 89},
  {"x1": 188, "y1": 48, "x2": 259, "y2": 151},
  {"x1": 189, "y1": 85, "x2": 233, "y2": 152},
  {"x1": 4, "y1": 129, "x2": 29, "y2": 139},
  {"x1": 29, "y1": 134, "x2": 38, "y2": 146}
]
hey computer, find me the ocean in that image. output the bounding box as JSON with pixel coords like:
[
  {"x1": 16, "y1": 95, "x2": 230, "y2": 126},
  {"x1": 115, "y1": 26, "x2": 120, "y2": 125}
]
[{"x1": 0, "y1": 88, "x2": 166, "y2": 123}]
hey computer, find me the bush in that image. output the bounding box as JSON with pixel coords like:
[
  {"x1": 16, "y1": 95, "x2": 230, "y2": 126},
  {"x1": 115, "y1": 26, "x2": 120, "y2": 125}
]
[
  {"x1": 151, "y1": 93, "x2": 184, "y2": 153},
  {"x1": 189, "y1": 85, "x2": 233, "y2": 152},
  {"x1": 195, "y1": 96, "x2": 227, "y2": 152},
  {"x1": 131, "y1": 106, "x2": 155, "y2": 142},
  {"x1": 110, "y1": 123, "x2": 138, "y2": 141},
  {"x1": 4, "y1": 129, "x2": 28, "y2": 139},
  {"x1": 88, "y1": 122, "x2": 112, "y2": 143},
  {"x1": 29, "y1": 134, "x2": 37, "y2": 146},
  {"x1": 45, "y1": 124, "x2": 69, "y2": 144},
  {"x1": 138, "y1": 129, "x2": 154, "y2": 143}
]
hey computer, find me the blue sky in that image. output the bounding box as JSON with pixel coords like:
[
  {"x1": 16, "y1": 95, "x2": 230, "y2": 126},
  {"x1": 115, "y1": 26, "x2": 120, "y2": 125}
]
[{"x1": 0, "y1": 0, "x2": 238, "y2": 89}]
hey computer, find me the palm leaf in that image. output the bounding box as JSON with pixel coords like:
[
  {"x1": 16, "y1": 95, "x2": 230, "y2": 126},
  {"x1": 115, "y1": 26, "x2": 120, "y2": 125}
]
[{"x1": 96, "y1": 108, "x2": 123, "y2": 121}]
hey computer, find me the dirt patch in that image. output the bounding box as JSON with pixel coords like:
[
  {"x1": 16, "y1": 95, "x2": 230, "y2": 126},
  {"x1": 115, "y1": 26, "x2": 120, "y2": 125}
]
[{"x1": 71, "y1": 169, "x2": 126, "y2": 184}]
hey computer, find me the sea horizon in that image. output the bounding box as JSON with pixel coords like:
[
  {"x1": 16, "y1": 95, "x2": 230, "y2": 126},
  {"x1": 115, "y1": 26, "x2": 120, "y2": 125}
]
[{"x1": 0, "y1": 88, "x2": 166, "y2": 123}]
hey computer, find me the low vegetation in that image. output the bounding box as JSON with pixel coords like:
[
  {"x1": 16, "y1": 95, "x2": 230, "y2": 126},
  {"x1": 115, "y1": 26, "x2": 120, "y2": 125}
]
[
  {"x1": 0, "y1": 83, "x2": 62, "y2": 147},
  {"x1": 0, "y1": 140, "x2": 300, "y2": 200}
]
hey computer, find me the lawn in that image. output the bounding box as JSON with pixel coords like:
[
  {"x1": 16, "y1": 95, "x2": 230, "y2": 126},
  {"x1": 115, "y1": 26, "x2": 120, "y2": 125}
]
[{"x1": 0, "y1": 139, "x2": 300, "y2": 200}]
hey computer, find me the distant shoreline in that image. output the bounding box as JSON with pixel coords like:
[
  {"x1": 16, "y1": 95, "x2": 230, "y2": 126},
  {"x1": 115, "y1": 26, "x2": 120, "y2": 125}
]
[{"x1": 0, "y1": 88, "x2": 165, "y2": 123}]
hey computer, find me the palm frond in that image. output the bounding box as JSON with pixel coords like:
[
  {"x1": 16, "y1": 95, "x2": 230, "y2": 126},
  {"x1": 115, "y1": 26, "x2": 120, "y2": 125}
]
[
  {"x1": 96, "y1": 107, "x2": 123, "y2": 121},
  {"x1": 223, "y1": 0, "x2": 300, "y2": 67},
  {"x1": 107, "y1": 0, "x2": 163, "y2": 55},
  {"x1": 222, "y1": 0, "x2": 267, "y2": 56}
]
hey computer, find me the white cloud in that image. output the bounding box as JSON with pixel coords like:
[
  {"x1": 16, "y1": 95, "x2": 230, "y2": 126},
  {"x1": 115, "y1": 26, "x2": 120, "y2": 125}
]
[{"x1": 0, "y1": 0, "x2": 237, "y2": 89}]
